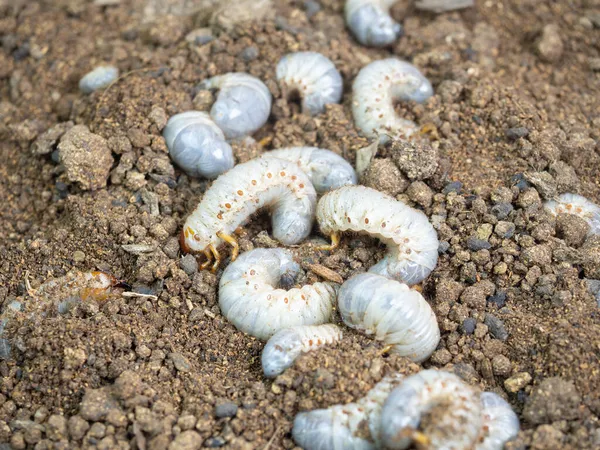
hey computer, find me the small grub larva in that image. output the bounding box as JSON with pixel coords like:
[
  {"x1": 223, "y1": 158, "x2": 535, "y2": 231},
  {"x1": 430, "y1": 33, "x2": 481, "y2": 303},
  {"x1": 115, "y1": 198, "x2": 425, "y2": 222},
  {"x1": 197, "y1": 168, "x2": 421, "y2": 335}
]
[
  {"x1": 345, "y1": 0, "x2": 402, "y2": 47},
  {"x1": 163, "y1": 111, "x2": 235, "y2": 179},
  {"x1": 478, "y1": 392, "x2": 520, "y2": 450},
  {"x1": 338, "y1": 273, "x2": 440, "y2": 363},
  {"x1": 79, "y1": 65, "x2": 119, "y2": 94},
  {"x1": 276, "y1": 52, "x2": 343, "y2": 116},
  {"x1": 352, "y1": 58, "x2": 433, "y2": 143},
  {"x1": 181, "y1": 157, "x2": 317, "y2": 270},
  {"x1": 261, "y1": 324, "x2": 343, "y2": 378},
  {"x1": 544, "y1": 193, "x2": 600, "y2": 236},
  {"x1": 262, "y1": 147, "x2": 358, "y2": 193},
  {"x1": 219, "y1": 249, "x2": 337, "y2": 340},
  {"x1": 199, "y1": 73, "x2": 272, "y2": 140},
  {"x1": 292, "y1": 373, "x2": 405, "y2": 449},
  {"x1": 316, "y1": 186, "x2": 439, "y2": 285}
]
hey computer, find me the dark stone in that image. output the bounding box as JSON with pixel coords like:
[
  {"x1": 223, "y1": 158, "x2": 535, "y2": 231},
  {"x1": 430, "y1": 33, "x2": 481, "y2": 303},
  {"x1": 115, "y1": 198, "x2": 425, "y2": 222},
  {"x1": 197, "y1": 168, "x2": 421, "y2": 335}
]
[
  {"x1": 204, "y1": 437, "x2": 226, "y2": 448},
  {"x1": 438, "y1": 241, "x2": 450, "y2": 254},
  {"x1": 484, "y1": 314, "x2": 508, "y2": 341},
  {"x1": 443, "y1": 181, "x2": 463, "y2": 194},
  {"x1": 506, "y1": 127, "x2": 530, "y2": 140},
  {"x1": 215, "y1": 402, "x2": 238, "y2": 418},
  {"x1": 238, "y1": 46, "x2": 259, "y2": 61},
  {"x1": 490, "y1": 202, "x2": 513, "y2": 220},
  {"x1": 511, "y1": 173, "x2": 531, "y2": 191},
  {"x1": 462, "y1": 318, "x2": 476, "y2": 334},
  {"x1": 467, "y1": 237, "x2": 491, "y2": 251},
  {"x1": 487, "y1": 291, "x2": 507, "y2": 308}
]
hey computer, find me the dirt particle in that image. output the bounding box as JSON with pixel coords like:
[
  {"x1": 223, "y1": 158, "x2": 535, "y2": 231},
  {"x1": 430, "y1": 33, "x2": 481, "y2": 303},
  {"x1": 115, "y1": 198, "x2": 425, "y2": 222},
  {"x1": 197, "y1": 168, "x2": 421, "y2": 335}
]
[
  {"x1": 391, "y1": 139, "x2": 439, "y2": 181},
  {"x1": 504, "y1": 371, "x2": 532, "y2": 393},
  {"x1": 362, "y1": 158, "x2": 408, "y2": 196},
  {"x1": 537, "y1": 24, "x2": 564, "y2": 63},
  {"x1": 524, "y1": 377, "x2": 581, "y2": 424}
]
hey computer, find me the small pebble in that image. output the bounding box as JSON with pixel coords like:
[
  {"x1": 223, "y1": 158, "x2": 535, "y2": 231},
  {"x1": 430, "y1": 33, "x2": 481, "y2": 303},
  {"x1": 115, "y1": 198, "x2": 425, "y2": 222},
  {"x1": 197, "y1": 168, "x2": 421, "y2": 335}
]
[
  {"x1": 180, "y1": 254, "x2": 199, "y2": 275},
  {"x1": 238, "y1": 46, "x2": 259, "y2": 61},
  {"x1": 487, "y1": 291, "x2": 507, "y2": 308},
  {"x1": 461, "y1": 318, "x2": 476, "y2": 334},
  {"x1": 443, "y1": 181, "x2": 463, "y2": 194},
  {"x1": 495, "y1": 221, "x2": 515, "y2": 238},
  {"x1": 506, "y1": 127, "x2": 529, "y2": 140},
  {"x1": 215, "y1": 402, "x2": 238, "y2": 418},
  {"x1": 491, "y1": 203, "x2": 513, "y2": 220},
  {"x1": 73, "y1": 250, "x2": 85, "y2": 262},
  {"x1": 484, "y1": 314, "x2": 508, "y2": 341},
  {"x1": 537, "y1": 24, "x2": 563, "y2": 63},
  {"x1": 511, "y1": 173, "x2": 530, "y2": 191},
  {"x1": 504, "y1": 372, "x2": 532, "y2": 393},
  {"x1": 169, "y1": 352, "x2": 191, "y2": 372},
  {"x1": 467, "y1": 237, "x2": 491, "y2": 251},
  {"x1": 204, "y1": 437, "x2": 226, "y2": 448}
]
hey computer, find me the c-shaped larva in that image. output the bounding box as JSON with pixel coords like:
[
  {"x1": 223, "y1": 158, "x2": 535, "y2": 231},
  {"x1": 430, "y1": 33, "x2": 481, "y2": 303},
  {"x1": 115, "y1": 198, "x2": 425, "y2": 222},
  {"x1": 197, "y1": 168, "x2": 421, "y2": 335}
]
[
  {"x1": 544, "y1": 193, "x2": 600, "y2": 236},
  {"x1": 261, "y1": 324, "x2": 343, "y2": 377},
  {"x1": 163, "y1": 111, "x2": 234, "y2": 179},
  {"x1": 316, "y1": 186, "x2": 439, "y2": 285},
  {"x1": 79, "y1": 65, "x2": 119, "y2": 94},
  {"x1": 345, "y1": 0, "x2": 402, "y2": 47},
  {"x1": 352, "y1": 59, "x2": 433, "y2": 143},
  {"x1": 262, "y1": 147, "x2": 357, "y2": 193},
  {"x1": 199, "y1": 73, "x2": 272, "y2": 140},
  {"x1": 181, "y1": 157, "x2": 317, "y2": 271},
  {"x1": 478, "y1": 392, "x2": 520, "y2": 450},
  {"x1": 276, "y1": 52, "x2": 343, "y2": 117},
  {"x1": 218, "y1": 249, "x2": 337, "y2": 340},
  {"x1": 292, "y1": 373, "x2": 405, "y2": 449},
  {"x1": 338, "y1": 273, "x2": 440, "y2": 363}
]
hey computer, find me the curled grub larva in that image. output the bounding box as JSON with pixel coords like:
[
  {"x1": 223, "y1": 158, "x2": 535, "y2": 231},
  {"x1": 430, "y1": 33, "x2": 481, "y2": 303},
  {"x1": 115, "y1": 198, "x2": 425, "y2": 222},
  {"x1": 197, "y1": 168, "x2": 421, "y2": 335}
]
[
  {"x1": 79, "y1": 65, "x2": 119, "y2": 94},
  {"x1": 352, "y1": 59, "x2": 433, "y2": 143},
  {"x1": 163, "y1": 111, "x2": 234, "y2": 179},
  {"x1": 544, "y1": 193, "x2": 600, "y2": 236},
  {"x1": 199, "y1": 73, "x2": 272, "y2": 140},
  {"x1": 262, "y1": 324, "x2": 342, "y2": 378},
  {"x1": 292, "y1": 373, "x2": 405, "y2": 449},
  {"x1": 262, "y1": 147, "x2": 357, "y2": 193},
  {"x1": 276, "y1": 52, "x2": 343, "y2": 116},
  {"x1": 338, "y1": 273, "x2": 439, "y2": 362},
  {"x1": 345, "y1": 0, "x2": 402, "y2": 47},
  {"x1": 478, "y1": 392, "x2": 520, "y2": 450},
  {"x1": 181, "y1": 157, "x2": 317, "y2": 270},
  {"x1": 219, "y1": 249, "x2": 337, "y2": 340},
  {"x1": 316, "y1": 186, "x2": 439, "y2": 285}
]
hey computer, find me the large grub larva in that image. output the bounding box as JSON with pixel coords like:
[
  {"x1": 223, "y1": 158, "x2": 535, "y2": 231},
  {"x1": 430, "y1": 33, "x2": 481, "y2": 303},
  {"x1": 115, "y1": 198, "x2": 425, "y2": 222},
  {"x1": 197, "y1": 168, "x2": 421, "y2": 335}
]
[
  {"x1": 316, "y1": 186, "x2": 439, "y2": 285},
  {"x1": 219, "y1": 249, "x2": 337, "y2": 340},
  {"x1": 163, "y1": 111, "x2": 234, "y2": 179},
  {"x1": 180, "y1": 157, "x2": 317, "y2": 271},
  {"x1": 261, "y1": 324, "x2": 343, "y2": 378},
  {"x1": 276, "y1": 52, "x2": 343, "y2": 117},
  {"x1": 478, "y1": 392, "x2": 520, "y2": 450},
  {"x1": 262, "y1": 147, "x2": 358, "y2": 193},
  {"x1": 345, "y1": 0, "x2": 402, "y2": 47},
  {"x1": 352, "y1": 59, "x2": 433, "y2": 143},
  {"x1": 338, "y1": 273, "x2": 440, "y2": 362},
  {"x1": 199, "y1": 73, "x2": 272, "y2": 140},
  {"x1": 544, "y1": 193, "x2": 600, "y2": 236},
  {"x1": 79, "y1": 65, "x2": 119, "y2": 94}
]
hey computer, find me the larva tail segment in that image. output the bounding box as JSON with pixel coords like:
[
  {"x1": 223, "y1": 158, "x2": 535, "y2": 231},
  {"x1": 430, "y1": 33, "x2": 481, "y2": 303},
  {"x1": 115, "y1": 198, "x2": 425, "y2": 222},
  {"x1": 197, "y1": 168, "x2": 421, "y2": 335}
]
[{"x1": 216, "y1": 231, "x2": 239, "y2": 261}]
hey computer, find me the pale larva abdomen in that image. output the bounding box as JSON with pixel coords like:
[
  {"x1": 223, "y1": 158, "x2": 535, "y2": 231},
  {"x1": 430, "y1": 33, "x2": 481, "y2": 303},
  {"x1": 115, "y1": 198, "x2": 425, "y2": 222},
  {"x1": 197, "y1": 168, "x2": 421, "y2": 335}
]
[
  {"x1": 276, "y1": 52, "x2": 343, "y2": 117},
  {"x1": 79, "y1": 65, "x2": 119, "y2": 94},
  {"x1": 477, "y1": 392, "x2": 520, "y2": 450},
  {"x1": 345, "y1": 0, "x2": 402, "y2": 47},
  {"x1": 352, "y1": 59, "x2": 433, "y2": 143},
  {"x1": 263, "y1": 147, "x2": 357, "y2": 193},
  {"x1": 200, "y1": 73, "x2": 272, "y2": 140},
  {"x1": 292, "y1": 373, "x2": 405, "y2": 450},
  {"x1": 338, "y1": 273, "x2": 439, "y2": 362},
  {"x1": 316, "y1": 186, "x2": 439, "y2": 285},
  {"x1": 219, "y1": 249, "x2": 336, "y2": 340},
  {"x1": 163, "y1": 111, "x2": 234, "y2": 179},
  {"x1": 544, "y1": 193, "x2": 600, "y2": 236},
  {"x1": 261, "y1": 324, "x2": 343, "y2": 378}
]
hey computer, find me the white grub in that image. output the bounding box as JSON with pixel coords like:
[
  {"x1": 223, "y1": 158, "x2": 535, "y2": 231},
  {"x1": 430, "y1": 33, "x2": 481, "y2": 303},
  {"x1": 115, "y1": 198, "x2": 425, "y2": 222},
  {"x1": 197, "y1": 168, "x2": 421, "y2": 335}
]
[
  {"x1": 345, "y1": 0, "x2": 402, "y2": 47},
  {"x1": 292, "y1": 373, "x2": 405, "y2": 449},
  {"x1": 219, "y1": 249, "x2": 336, "y2": 340},
  {"x1": 380, "y1": 370, "x2": 483, "y2": 449},
  {"x1": 316, "y1": 186, "x2": 439, "y2": 285},
  {"x1": 163, "y1": 111, "x2": 234, "y2": 179},
  {"x1": 477, "y1": 392, "x2": 520, "y2": 450},
  {"x1": 544, "y1": 193, "x2": 600, "y2": 236},
  {"x1": 199, "y1": 73, "x2": 272, "y2": 140},
  {"x1": 262, "y1": 147, "x2": 357, "y2": 193},
  {"x1": 79, "y1": 65, "x2": 119, "y2": 94},
  {"x1": 276, "y1": 52, "x2": 343, "y2": 116},
  {"x1": 338, "y1": 273, "x2": 439, "y2": 362},
  {"x1": 352, "y1": 58, "x2": 433, "y2": 143},
  {"x1": 415, "y1": 0, "x2": 474, "y2": 13},
  {"x1": 261, "y1": 324, "x2": 343, "y2": 377}
]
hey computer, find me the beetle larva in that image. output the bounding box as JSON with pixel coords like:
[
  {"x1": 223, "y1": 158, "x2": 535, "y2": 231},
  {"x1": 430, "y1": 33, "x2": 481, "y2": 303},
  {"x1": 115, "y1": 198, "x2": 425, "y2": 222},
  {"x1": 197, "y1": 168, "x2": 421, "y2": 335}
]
[
  {"x1": 199, "y1": 73, "x2": 272, "y2": 140},
  {"x1": 352, "y1": 59, "x2": 433, "y2": 143},
  {"x1": 477, "y1": 392, "x2": 520, "y2": 450},
  {"x1": 262, "y1": 147, "x2": 357, "y2": 193},
  {"x1": 292, "y1": 373, "x2": 405, "y2": 449},
  {"x1": 79, "y1": 65, "x2": 119, "y2": 94},
  {"x1": 163, "y1": 111, "x2": 235, "y2": 179},
  {"x1": 276, "y1": 52, "x2": 343, "y2": 116},
  {"x1": 338, "y1": 273, "x2": 439, "y2": 362},
  {"x1": 219, "y1": 249, "x2": 337, "y2": 340},
  {"x1": 345, "y1": 0, "x2": 402, "y2": 47},
  {"x1": 544, "y1": 193, "x2": 600, "y2": 236},
  {"x1": 316, "y1": 186, "x2": 439, "y2": 285},
  {"x1": 261, "y1": 324, "x2": 343, "y2": 377},
  {"x1": 181, "y1": 157, "x2": 317, "y2": 271}
]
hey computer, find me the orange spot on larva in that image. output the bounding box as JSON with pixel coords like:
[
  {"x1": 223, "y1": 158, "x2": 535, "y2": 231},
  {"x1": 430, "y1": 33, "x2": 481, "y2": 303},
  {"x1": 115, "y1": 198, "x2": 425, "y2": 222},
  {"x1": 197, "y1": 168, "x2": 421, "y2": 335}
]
[
  {"x1": 347, "y1": 217, "x2": 351, "y2": 223},
  {"x1": 309, "y1": 339, "x2": 313, "y2": 346},
  {"x1": 299, "y1": 183, "x2": 304, "y2": 188},
  {"x1": 365, "y1": 218, "x2": 369, "y2": 224},
  {"x1": 280, "y1": 171, "x2": 286, "y2": 176},
  {"x1": 284, "y1": 297, "x2": 289, "y2": 303},
  {"x1": 217, "y1": 212, "x2": 223, "y2": 220},
  {"x1": 566, "y1": 204, "x2": 573, "y2": 210},
  {"x1": 301, "y1": 294, "x2": 306, "y2": 300},
  {"x1": 237, "y1": 190, "x2": 243, "y2": 196},
  {"x1": 576, "y1": 207, "x2": 583, "y2": 213},
  {"x1": 250, "y1": 269, "x2": 256, "y2": 275},
  {"x1": 225, "y1": 203, "x2": 231, "y2": 209},
  {"x1": 291, "y1": 175, "x2": 297, "y2": 180},
  {"x1": 267, "y1": 173, "x2": 272, "y2": 178},
  {"x1": 252, "y1": 179, "x2": 257, "y2": 185},
  {"x1": 317, "y1": 339, "x2": 322, "y2": 345}
]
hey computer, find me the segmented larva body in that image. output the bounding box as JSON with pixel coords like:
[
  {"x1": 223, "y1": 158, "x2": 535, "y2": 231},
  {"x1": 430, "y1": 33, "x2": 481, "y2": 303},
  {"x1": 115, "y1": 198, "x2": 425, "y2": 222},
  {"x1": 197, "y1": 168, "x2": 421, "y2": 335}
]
[
  {"x1": 219, "y1": 249, "x2": 337, "y2": 340},
  {"x1": 316, "y1": 186, "x2": 439, "y2": 285},
  {"x1": 262, "y1": 324, "x2": 343, "y2": 377},
  {"x1": 276, "y1": 52, "x2": 343, "y2": 116},
  {"x1": 544, "y1": 193, "x2": 600, "y2": 236},
  {"x1": 79, "y1": 65, "x2": 119, "y2": 94},
  {"x1": 352, "y1": 59, "x2": 433, "y2": 143},
  {"x1": 163, "y1": 111, "x2": 234, "y2": 179},
  {"x1": 338, "y1": 273, "x2": 439, "y2": 362},
  {"x1": 199, "y1": 73, "x2": 272, "y2": 140},
  {"x1": 292, "y1": 373, "x2": 405, "y2": 449},
  {"x1": 262, "y1": 147, "x2": 357, "y2": 193},
  {"x1": 477, "y1": 392, "x2": 520, "y2": 450},
  {"x1": 345, "y1": 0, "x2": 402, "y2": 47}
]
